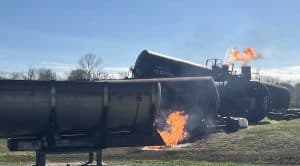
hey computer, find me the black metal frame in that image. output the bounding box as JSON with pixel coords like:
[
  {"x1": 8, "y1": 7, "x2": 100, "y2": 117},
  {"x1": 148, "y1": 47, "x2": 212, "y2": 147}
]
[
  {"x1": 6, "y1": 84, "x2": 110, "y2": 166},
  {"x1": 8, "y1": 134, "x2": 105, "y2": 166}
]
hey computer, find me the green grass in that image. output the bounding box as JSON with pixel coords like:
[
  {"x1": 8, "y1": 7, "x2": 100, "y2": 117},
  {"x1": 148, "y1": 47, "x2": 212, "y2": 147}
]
[
  {"x1": 0, "y1": 118, "x2": 299, "y2": 165},
  {"x1": 103, "y1": 118, "x2": 300, "y2": 165},
  {"x1": 106, "y1": 160, "x2": 250, "y2": 166}
]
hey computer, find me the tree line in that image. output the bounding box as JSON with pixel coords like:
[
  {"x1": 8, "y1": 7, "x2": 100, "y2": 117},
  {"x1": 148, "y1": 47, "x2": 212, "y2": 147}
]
[{"x1": 0, "y1": 53, "x2": 130, "y2": 81}]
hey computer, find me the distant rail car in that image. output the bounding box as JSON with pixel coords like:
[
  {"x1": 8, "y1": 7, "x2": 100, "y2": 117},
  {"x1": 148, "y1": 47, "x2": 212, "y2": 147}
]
[
  {"x1": 133, "y1": 50, "x2": 291, "y2": 123},
  {"x1": 262, "y1": 81, "x2": 290, "y2": 111}
]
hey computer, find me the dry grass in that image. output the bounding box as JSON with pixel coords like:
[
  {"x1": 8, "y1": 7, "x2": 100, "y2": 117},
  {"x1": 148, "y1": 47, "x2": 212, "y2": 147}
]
[{"x1": 0, "y1": 118, "x2": 299, "y2": 165}]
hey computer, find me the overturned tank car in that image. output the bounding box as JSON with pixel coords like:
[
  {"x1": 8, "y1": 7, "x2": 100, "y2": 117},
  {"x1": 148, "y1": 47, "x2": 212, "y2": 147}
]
[
  {"x1": 133, "y1": 50, "x2": 291, "y2": 123},
  {"x1": 0, "y1": 77, "x2": 219, "y2": 165}
]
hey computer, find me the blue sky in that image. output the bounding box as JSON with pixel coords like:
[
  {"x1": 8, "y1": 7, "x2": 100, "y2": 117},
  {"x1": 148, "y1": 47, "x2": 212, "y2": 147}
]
[{"x1": 0, "y1": 0, "x2": 300, "y2": 80}]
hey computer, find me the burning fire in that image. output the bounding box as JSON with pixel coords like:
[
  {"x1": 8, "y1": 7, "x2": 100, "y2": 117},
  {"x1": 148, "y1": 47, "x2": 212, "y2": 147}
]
[
  {"x1": 158, "y1": 111, "x2": 188, "y2": 146},
  {"x1": 142, "y1": 110, "x2": 188, "y2": 150},
  {"x1": 229, "y1": 47, "x2": 257, "y2": 63}
]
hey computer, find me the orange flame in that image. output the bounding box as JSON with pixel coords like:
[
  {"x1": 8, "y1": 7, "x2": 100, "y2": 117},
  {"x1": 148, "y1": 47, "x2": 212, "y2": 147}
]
[
  {"x1": 158, "y1": 111, "x2": 188, "y2": 146},
  {"x1": 229, "y1": 47, "x2": 257, "y2": 63}
]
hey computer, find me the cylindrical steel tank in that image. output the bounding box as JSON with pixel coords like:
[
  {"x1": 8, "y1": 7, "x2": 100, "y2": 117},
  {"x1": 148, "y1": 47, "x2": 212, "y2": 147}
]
[
  {"x1": 157, "y1": 77, "x2": 219, "y2": 138},
  {"x1": 0, "y1": 77, "x2": 219, "y2": 147},
  {"x1": 0, "y1": 81, "x2": 51, "y2": 137},
  {"x1": 133, "y1": 50, "x2": 212, "y2": 78},
  {"x1": 215, "y1": 78, "x2": 251, "y2": 118},
  {"x1": 107, "y1": 77, "x2": 219, "y2": 147},
  {"x1": 241, "y1": 66, "x2": 251, "y2": 80},
  {"x1": 216, "y1": 79, "x2": 272, "y2": 122},
  {"x1": 0, "y1": 80, "x2": 160, "y2": 138},
  {"x1": 248, "y1": 80, "x2": 272, "y2": 122},
  {"x1": 133, "y1": 50, "x2": 288, "y2": 123},
  {"x1": 261, "y1": 81, "x2": 290, "y2": 110}
]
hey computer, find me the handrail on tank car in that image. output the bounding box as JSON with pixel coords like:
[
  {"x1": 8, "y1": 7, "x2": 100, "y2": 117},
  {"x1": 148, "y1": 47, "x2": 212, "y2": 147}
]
[
  {"x1": 251, "y1": 72, "x2": 261, "y2": 82},
  {"x1": 205, "y1": 59, "x2": 234, "y2": 75},
  {"x1": 206, "y1": 59, "x2": 222, "y2": 67}
]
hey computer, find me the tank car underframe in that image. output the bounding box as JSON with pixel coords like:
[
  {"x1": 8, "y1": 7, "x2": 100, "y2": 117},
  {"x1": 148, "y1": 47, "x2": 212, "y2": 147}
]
[
  {"x1": 7, "y1": 102, "x2": 159, "y2": 166},
  {"x1": 8, "y1": 103, "x2": 110, "y2": 166}
]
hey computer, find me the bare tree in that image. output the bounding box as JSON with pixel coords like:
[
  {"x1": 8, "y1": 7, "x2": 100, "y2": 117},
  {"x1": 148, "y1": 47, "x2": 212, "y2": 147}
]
[
  {"x1": 68, "y1": 69, "x2": 88, "y2": 81},
  {"x1": 93, "y1": 68, "x2": 110, "y2": 80},
  {"x1": 118, "y1": 71, "x2": 130, "y2": 79},
  {"x1": 77, "y1": 53, "x2": 108, "y2": 81},
  {"x1": 78, "y1": 53, "x2": 100, "y2": 80},
  {"x1": 21, "y1": 68, "x2": 38, "y2": 80},
  {"x1": 9, "y1": 72, "x2": 25, "y2": 80},
  {"x1": 37, "y1": 68, "x2": 56, "y2": 81},
  {"x1": 0, "y1": 72, "x2": 7, "y2": 80},
  {"x1": 26, "y1": 68, "x2": 37, "y2": 80}
]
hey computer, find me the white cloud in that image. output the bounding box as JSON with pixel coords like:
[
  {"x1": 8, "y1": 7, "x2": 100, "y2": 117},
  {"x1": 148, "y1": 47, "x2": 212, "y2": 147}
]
[
  {"x1": 35, "y1": 62, "x2": 130, "y2": 73},
  {"x1": 34, "y1": 62, "x2": 76, "y2": 78},
  {"x1": 103, "y1": 67, "x2": 130, "y2": 73},
  {"x1": 257, "y1": 66, "x2": 300, "y2": 83},
  {"x1": 36, "y1": 62, "x2": 76, "y2": 71},
  {"x1": 103, "y1": 67, "x2": 131, "y2": 79},
  {"x1": 34, "y1": 62, "x2": 130, "y2": 79}
]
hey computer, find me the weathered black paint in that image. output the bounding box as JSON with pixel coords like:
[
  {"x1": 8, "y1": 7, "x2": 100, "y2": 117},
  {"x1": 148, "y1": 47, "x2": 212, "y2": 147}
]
[{"x1": 133, "y1": 50, "x2": 290, "y2": 122}]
